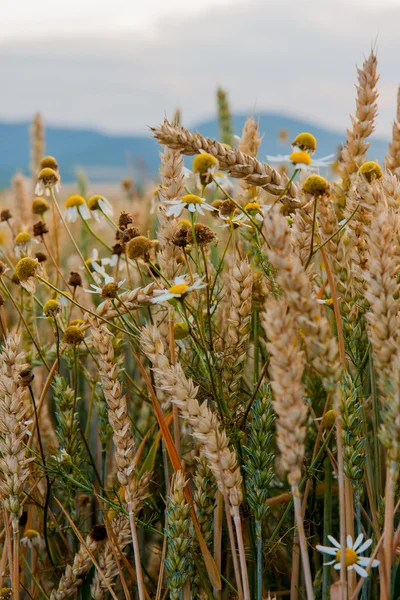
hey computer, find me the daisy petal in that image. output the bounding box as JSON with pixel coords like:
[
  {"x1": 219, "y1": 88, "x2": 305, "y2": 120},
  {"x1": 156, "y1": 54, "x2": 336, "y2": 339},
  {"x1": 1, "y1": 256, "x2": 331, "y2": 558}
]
[
  {"x1": 316, "y1": 545, "x2": 337, "y2": 556},
  {"x1": 353, "y1": 533, "x2": 364, "y2": 551},
  {"x1": 353, "y1": 564, "x2": 369, "y2": 578},
  {"x1": 347, "y1": 535, "x2": 353, "y2": 548},
  {"x1": 357, "y1": 539, "x2": 373, "y2": 554},
  {"x1": 327, "y1": 535, "x2": 341, "y2": 549},
  {"x1": 358, "y1": 557, "x2": 379, "y2": 568}
]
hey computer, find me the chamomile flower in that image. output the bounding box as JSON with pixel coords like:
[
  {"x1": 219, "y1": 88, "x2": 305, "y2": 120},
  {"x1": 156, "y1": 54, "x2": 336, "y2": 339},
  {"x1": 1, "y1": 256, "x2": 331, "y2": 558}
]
[
  {"x1": 64, "y1": 195, "x2": 91, "y2": 223},
  {"x1": 84, "y1": 260, "x2": 125, "y2": 298},
  {"x1": 87, "y1": 195, "x2": 114, "y2": 221},
  {"x1": 21, "y1": 529, "x2": 44, "y2": 550},
  {"x1": 244, "y1": 201, "x2": 271, "y2": 223},
  {"x1": 35, "y1": 168, "x2": 60, "y2": 196},
  {"x1": 151, "y1": 275, "x2": 206, "y2": 304},
  {"x1": 316, "y1": 534, "x2": 379, "y2": 578},
  {"x1": 219, "y1": 212, "x2": 251, "y2": 229},
  {"x1": 266, "y1": 150, "x2": 335, "y2": 172},
  {"x1": 14, "y1": 232, "x2": 39, "y2": 258},
  {"x1": 164, "y1": 194, "x2": 216, "y2": 219},
  {"x1": 192, "y1": 152, "x2": 219, "y2": 186}
]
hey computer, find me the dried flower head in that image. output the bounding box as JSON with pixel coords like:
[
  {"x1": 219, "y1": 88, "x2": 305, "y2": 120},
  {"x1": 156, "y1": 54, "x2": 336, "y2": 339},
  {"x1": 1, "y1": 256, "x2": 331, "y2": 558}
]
[
  {"x1": 117, "y1": 226, "x2": 140, "y2": 244},
  {"x1": 43, "y1": 298, "x2": 61, "y2": 317},
  {"x1": 187, "y1": 223, "x2": 216, "y2": 246},
  {"x1": 33, "y1": 221, "x2": 49, "y2": 237},
  {"x1": 35, "y1": 252, "x2": 47, "y2": 263},
  {"x1": 32, "y1": 197, "x2": 50, "y2": 215},
  {"x1": 40, "y1": 156, "x2": 59, "y2": 171},
  {"x1": 89, "y1": 524, "x2": 107, "y2": 542},
  {"x1": 63, "y1": 326, "x2": 85, "y2": 345},
  {"x1": 19, "y1": 369, "x2": 35, "y2": 387},
  {"x1": 15, "y1": 257, "x2": 39, "y2": 281},
  {"x1": 0, "y1": 209, "x2": 12, "y2": 222},
  {"x1": 219, "y1": 199, "x2": 236, "y2": 216},
  {"x1": 100, "y1": 282, "x2": 120, "y2": 299},
  {"x1": 292, "y1": 132, "x2": 317, "y2": 153},
  {"x1": 127, "y1": 236, "x2": 153, "y2": 260},
  {"x1": 359, "y1": 161, "x2": 383, "y2": 182},
  {"x1": 68, "y1": 271, "x2": 82, "y2": 288},
  {"x1": 0, "y1": 588, "x2": 12, "y2": 599},
  {"x1": 118, "y1": 211, "x2": 133, "y2": 230},
  {"x1": 302, "y1": 175, "x2": 331, "y2": 196}
]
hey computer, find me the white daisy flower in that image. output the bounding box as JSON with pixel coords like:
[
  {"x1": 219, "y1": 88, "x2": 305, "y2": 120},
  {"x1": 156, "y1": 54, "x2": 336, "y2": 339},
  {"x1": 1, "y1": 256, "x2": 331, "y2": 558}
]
[
  {"x1": 21, "y1": 529, "x2": 44, "y2": 550},
  {"x1": 151, "y1": 275, "x2": 207, "y2": 304},
  {"x1": 266, "y1": 149, "x2": 335, "y2": 172},
  {"x1": 64, "y1": 195, "x2": 91, "y2": 223},
  {"x1": 192, "y1": 151, "x2": 219, "y2": 187},
  {"x1": 243, "y1": 201, "x2": 272, "y2": 223},
  {"x1": 14, "y1": 232, "x2": 39, "y2": 258},
  {"x1": 219, "y1": 212, "x2": 251, "y2": 229},
  {"x1": 84, "y1": 261, "x2": 125, "y2": 298},
  {"x1": 87, "y1": 195, "x2": 114, "y2": 222},
  {"x1": 164, "y1": 194, "x2": 216, "y2": 219},
  {"x1": 35, "y1": 168, "x2": 60, "y2": 197},
  {"x1": 316, "y1": 534, "x2": 379, "y2": 578}
]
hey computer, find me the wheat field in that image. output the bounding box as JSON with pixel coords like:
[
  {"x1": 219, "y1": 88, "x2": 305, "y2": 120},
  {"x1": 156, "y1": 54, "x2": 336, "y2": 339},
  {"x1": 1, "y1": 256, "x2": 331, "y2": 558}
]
[{"x1": 0, "y1": 48, "x2": 398, "y2": 600}]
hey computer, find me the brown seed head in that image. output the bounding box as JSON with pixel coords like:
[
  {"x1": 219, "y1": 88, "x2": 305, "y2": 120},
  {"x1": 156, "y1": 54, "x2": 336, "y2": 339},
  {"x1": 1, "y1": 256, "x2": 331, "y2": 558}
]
[
  {"x1": 89, "y1": 524, "x2": 107, "y2": 542},
  {"x1": 118, "y1": 211, "x2": 133, "y2": 230},
  {"x1": 101, "y1": 282, "x2": 119, "y2": 299},
  {"x1": 219, "y1": 199, "x2": 236, "y2": 216},
  {"x1": 32, "y1": 197, "x2": 50, "y2": 215},
  {"x1": 188, "y1": 223, "x2": 216, "y2": 246},
  {"x1": 33, "y1": 221, "x2": 49, "y2": 237},
  {"x1": 35, "y1": 252, "x2": 47, "y2": 263},
  {"x1": 43, "y1": 298, "x2": 60, "y2": 317},
  {"x1": 68, "y1": 271, "x2": 82, "y2": 288},
  {"x1": 15, "y1": 257, "x2": 38, "y2": 281},
  {"x1": 63, "y1": 326, "x2": 85, "y2": 345},
  {"x1": 126, "y1": 236, "x2": 153, "y2": 260},
  {"x1": 20, "y1": 368, "x2": 35, "y2": 387},
  {"x1": 0, "y1": 261, "x2": 7, "y2": 276},
  {"x1": 40, "y1": 156, "x2": 59, "y2": 171},
  {"x1": 0, "y1": 209, "x2": 12, "y2": 222}
]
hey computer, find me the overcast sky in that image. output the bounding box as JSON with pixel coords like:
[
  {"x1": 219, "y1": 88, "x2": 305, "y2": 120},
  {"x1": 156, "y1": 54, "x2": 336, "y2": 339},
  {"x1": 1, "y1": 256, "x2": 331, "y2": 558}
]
[{"x1": 1, "y1": 0, "x2": 399, "y2": 136}]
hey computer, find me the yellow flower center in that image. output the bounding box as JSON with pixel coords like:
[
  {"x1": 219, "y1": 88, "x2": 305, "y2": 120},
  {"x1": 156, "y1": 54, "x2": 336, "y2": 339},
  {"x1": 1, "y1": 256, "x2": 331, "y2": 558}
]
[
  {"x1": 336, "y1": 548, "x2": 358, "y2": 566},
  {"x1": 292, "y1": 132, "x2": 317, "y2": 153},
  {"x1": 23, "y1": 529, "x2": 39, "y2": 540},
  {"x1": 359, "y1": 161, "x2": 383, "y2": 182},
  {"x1": 168, "y1": 283, "x2": 189, "y2": 296},
  {"x1": 87, "y1": 195, "x2": 102, "y2": 210},
  {"x1": 193, "y1": 153, "x2": 218, "y2": 174},
  {"x1": 245, "y1": 202, "x2": 261, "y2": 211},
  {"x1": 15, "y1": 232, "x2": 31, "y2": 244},
  {"x1": 303, "y1": 175, "x2": 330, "y2": 196},
  {"x1": 181, "y1": 194, "x2": 203, "y2": 205},
  {"x1": 289, "y1": 151, "x2": 312, "y2": 166},
  {"x1": 65, "y1": 195, "x2": 85, "y2": 209}
]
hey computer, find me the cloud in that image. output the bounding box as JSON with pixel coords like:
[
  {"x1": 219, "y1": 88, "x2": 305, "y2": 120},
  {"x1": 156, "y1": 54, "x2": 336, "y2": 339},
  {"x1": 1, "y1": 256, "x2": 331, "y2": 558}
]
[{"x1": 0, "y1": 0, "x2": 399, "y2": 136}]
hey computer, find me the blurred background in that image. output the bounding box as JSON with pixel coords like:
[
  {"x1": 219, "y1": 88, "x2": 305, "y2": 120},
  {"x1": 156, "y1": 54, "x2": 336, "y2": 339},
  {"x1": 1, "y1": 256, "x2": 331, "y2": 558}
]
[{"x1": 1, "y1": 0, "x2": 399, "y2": 186}]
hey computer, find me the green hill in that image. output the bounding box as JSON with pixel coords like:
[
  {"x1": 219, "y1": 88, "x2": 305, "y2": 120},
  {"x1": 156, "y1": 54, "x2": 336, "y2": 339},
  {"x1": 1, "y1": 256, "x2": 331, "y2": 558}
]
[{"x1": 0, "y1": 113, "x2": 389, "y2": 187}]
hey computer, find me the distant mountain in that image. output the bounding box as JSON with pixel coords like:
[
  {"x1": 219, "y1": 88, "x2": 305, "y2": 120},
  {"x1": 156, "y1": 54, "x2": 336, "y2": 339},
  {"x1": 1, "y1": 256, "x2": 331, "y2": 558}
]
[{"x1": 0, "y1": 113, "x2": 389, "y2": 187}]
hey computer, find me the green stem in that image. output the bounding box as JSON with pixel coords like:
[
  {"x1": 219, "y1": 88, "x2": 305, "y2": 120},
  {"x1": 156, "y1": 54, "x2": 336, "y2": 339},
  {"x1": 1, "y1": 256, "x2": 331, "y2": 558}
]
[
  {"x1": 322, "y1": 456, "x2": 332, "y2": 600},
  {"x1": 304, "y1": 194, "x2": 319, "y2": 270},
  {"x1": 81, "y1": 215, "x2": 113, "y2": 252},
  {"x1": 49, "y1": 188, "x2": 95, "y2": 281}
]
